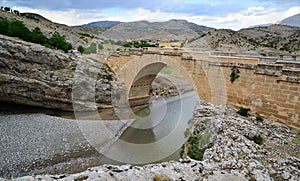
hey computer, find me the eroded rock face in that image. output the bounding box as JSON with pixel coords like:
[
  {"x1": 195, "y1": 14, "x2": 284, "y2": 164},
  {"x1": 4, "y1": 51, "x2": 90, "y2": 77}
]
[
  {"x1": 0, "y1": 35, "x2": 118, "y2": 111},
  {"x1": 188, "y1": 101, "x2": 300, "y2": 180}
]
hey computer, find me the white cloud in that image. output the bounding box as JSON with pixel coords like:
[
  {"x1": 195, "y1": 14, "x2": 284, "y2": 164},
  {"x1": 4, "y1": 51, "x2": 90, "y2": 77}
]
[
  {"x1": 12, "y1": 5, "x2": 300, "y2": 30},
  {"x1": 12, "y1": 6, "x2": 123, "y2": 25}
]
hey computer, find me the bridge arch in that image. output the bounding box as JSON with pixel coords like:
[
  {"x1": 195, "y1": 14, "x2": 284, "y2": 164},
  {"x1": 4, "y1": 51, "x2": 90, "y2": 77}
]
[{"x1": 107, "y1": 51, "x2": 227, "y2": 110}]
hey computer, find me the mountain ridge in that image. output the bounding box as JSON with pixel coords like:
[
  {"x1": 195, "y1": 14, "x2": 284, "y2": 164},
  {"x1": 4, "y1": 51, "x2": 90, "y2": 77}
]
[
  {"x1": 82, "y1": 20, "x2": 123, "y2": 28},
  {"x1": 280, "y1": 13, "x2": 300, "y2": 27}
]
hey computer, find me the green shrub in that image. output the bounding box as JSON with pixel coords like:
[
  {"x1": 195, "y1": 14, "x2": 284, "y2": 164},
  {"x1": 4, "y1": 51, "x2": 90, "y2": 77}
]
[
  {"x1": 83, "y1": 43, "x2": 96, "y2": 54},
  {"x1": 230, "y1": 66, "x2": 240, "y2": 83},
  {"x1": 77, "y1": 45, "x2": 85, "y2": 54},
  {"x1": 48, "y1": 32, "x2": 72, "y2": 52},
  {"x1": 0, "y1": 19, "x2": 73, "y2": 53},
  {"x1": 252, "y1": 135, "x2": 263, "y2": 145},
  {"x1": 245, "y1": 134, "x2": 263, "y2": 145},
  {"x1": 30, "y1": 27, "x2": 47, "y2": 45},
  {"x1": 237, "y1": 107, "x2": 250, "y2": 117},
  {"x1": 256, "y1": 114, "x2": 263, "y2": 122},
  {"x1": 7, "y1": 19, "x2": 31, "y2": 41},
  {"x1": 0, "y1": 19, "x2": 9, "y2": 35},
  {"x1": 181, "y1": 131, "x2": 211, "y2": 160}
]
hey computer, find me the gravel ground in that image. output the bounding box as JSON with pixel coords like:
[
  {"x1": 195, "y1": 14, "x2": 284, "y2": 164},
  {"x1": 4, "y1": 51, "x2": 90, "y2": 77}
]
[{"x1": 0, "y1": 113, "x2": 132, "y2": 179}]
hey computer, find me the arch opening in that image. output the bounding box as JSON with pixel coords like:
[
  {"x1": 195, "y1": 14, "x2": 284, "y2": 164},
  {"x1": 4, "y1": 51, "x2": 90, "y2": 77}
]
[{"x1": 128, "y1": 62, "x2": 167, "y2": 107}]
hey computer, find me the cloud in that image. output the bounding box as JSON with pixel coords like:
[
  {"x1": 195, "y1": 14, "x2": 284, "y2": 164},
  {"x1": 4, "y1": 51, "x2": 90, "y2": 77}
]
[
  {"x1": 256, "y1": 0, "x2": 300, "y2": 5},
  {"x1": 125, "y1": 6, "x2": 300, "y2": 30},
  {"x1": 1, "y1": 0, "x2": 178, "y2": 11},
  {"x1": 187, "y1": 6, "x2": 300, "y2": 30},
  {"x1": 12, "y1": 6, "x2": 120, "y2": 25},
  {"x1": 3, "y1": 1, "x2": 300, "y2": 29},
  {"x1": 2, "y1": 0, "x2": 299, "y2": 18}
]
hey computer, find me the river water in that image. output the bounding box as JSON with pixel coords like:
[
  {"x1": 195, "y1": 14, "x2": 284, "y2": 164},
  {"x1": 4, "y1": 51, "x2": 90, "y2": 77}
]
[{"x1": 100, "y1": 91, "x2": 199, "y2": 165}]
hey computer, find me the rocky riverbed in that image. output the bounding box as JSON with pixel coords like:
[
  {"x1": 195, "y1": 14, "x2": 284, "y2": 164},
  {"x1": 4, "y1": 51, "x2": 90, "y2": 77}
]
[
  {"x1": 0, "y1": 113, "x2": 133, "y2": 179},
  {"x1": 2, "y1": 101, "x2": 299, "y2": 180}
]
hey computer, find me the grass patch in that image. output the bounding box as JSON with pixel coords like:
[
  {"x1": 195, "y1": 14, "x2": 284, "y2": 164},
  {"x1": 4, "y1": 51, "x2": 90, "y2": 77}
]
[{"x1": 181, "y1": 131, "x2": 211, "y2": 160}]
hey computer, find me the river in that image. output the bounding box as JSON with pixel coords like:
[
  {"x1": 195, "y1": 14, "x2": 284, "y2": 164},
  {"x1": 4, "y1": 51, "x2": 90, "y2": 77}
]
[{"x1": 99, "y1": 91, "x2": 199, "y2": 165}]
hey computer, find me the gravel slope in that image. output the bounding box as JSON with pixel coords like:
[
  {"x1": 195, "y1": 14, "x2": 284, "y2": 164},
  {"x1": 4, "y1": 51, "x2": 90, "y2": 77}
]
[{"x1": 0, "y1": 113, "x2": 131, "y2": 178}]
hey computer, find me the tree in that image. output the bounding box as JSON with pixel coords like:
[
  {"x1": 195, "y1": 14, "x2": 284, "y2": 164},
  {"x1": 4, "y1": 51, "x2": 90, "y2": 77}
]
[
  {"x1": 48, "y1": 32, "x2": 72, "y2": 52},
  {"x1": 7, "y1": 19, "x2": 31, "y2": 41},
  {"x1": 30, "y1": 27, "x2": 47, "y2": 45},
  {"x1": 0, "y1": 19, "x2": 9, "y2": 35},
  {"x1": 77, "y1": 45, "x2": 85, "y2": 54}
]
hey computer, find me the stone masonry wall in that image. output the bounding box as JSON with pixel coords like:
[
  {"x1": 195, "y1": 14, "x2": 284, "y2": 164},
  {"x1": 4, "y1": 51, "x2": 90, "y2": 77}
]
[{"x1": 107, "y1": 50, "x2": 300, "y2": 128}]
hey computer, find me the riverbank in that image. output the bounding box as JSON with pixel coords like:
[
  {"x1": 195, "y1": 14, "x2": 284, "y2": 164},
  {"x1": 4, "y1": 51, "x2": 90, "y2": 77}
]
[
  {"x1": 0, "y1": 114, "x2": 132, "y2": 178},
  {"x1": 2, "y1": 101, "x2": 299, "y2": 180}
]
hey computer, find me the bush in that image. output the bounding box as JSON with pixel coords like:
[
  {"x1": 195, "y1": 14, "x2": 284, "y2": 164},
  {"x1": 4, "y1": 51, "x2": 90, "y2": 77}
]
[
  {"x1": 180, "y1": 131, "x2": 211, "y2": 160},
  {"x1": 256, "y1": 114, "x2": 263, "y2": 122},
  {"x1": 98, "y1": 43, "x2": 103, "y2": 50},
  {"x1": 30, "y1": 27, "x2": 47, "y2": 45},
  {"x1": 230, "y1": 66, "x2": 240, "y2": 83},
  {"x1": 252, "y1": 135, "x2": 263, "y2": 145},
  {"x1": 83, "y1": 43, "x2": 97, "y2": 54},
  {"x1": 0, "y1": 19, "x2": 73, "y2": 53},
  {"x1": 7, "y1": 19, "x2": 31, "y2": 41},
  {"x1": 237, "y1": 107, "x2": 250, "y2": 117},
  {"x1": 77, "y1": 45, "x2": 85, "y2": 54},
  {"x1": 48, "y1": 32, "x2": 72, "y2": 52},
  {"x1": 0, "y1": 19, "x2": 9, "y2": 35}
]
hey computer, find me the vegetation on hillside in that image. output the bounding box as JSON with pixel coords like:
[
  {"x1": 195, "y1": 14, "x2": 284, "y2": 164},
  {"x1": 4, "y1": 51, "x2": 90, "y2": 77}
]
[
  {"x1": 0, "y1": 18, "x2": 73, "y2": 52},
  {"x1": 239, "y1": 25, "x2": 300, "y2": 53},
  {"x1": 123, "y1": 40, "x2": 158, "y2": 48},
  {"x1": 83, "y1": 42, "x2": 103, "y2": 54}
]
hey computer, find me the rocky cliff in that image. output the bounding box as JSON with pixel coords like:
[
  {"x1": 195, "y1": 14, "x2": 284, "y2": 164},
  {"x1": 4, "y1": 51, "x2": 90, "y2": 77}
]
[{"x1": 0, "y1": 35, "x2": 118, "y2": 111}]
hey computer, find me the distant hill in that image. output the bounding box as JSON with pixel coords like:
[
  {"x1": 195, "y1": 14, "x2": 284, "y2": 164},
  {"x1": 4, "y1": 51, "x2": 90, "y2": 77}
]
[
  {"x1": 167, "y1": 19, "x2": 214, "y2": 33},
  {"x1": 238, "y1": 24, "x2": 300, "y2": 52},
  {"x1": 185, "y1": 29, "x2": 262, "y2": 52},
  {"x1": 185, "y1": 24, "x2": 300, "y2": 53},
  {"x1": 248, "y1": 23, "x2": 272, "y2": 28},
  {"x1": 1, "y1": 9, "x2": 299, "y2": 53},
  {"x1": 83, "y1": 21, "x2": 122, "y2": 28},
  {"x1": 99, "y1": 19, "x2": 214, "y2": 41},
  {"x1": 280, "y1": 13, "x2": 300, "y2": 27}
]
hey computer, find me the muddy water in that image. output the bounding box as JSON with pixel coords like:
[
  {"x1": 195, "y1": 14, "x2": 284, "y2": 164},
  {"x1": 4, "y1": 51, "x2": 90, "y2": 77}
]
[{"x1": 99, "y1": 91, "x2": 199, "y2": 165}]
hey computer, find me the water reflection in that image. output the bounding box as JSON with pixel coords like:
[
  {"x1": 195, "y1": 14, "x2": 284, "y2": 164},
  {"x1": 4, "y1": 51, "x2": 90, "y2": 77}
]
[{"x1": 103, "y1": 91, "x2": 199, "y2": 164}]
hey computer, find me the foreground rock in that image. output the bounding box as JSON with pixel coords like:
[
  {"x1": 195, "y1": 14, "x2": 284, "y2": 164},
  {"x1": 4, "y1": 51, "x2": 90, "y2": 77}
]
[
  {"x1": 3, "y1": 101, "x2": 299, "y2": 180},
  {"x1": 190, "y1": 101, "x2": 300, "y2": 180},
  {"x1": 0, "y1": 35, "x2": 119, "y2": 111}
]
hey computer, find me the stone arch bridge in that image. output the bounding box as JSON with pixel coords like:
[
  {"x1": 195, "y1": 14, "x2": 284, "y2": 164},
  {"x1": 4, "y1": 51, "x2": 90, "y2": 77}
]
[{"x1": 106, "y1": 48, "x2": 300, "y2": 129}]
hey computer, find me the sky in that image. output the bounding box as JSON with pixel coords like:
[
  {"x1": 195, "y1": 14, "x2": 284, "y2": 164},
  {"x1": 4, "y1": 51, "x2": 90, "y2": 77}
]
[{"x1": 1, "y1": 0, "x2": 299, "y2": 30}]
